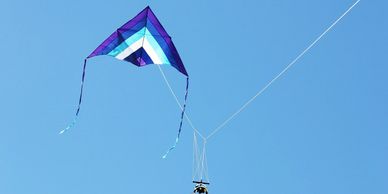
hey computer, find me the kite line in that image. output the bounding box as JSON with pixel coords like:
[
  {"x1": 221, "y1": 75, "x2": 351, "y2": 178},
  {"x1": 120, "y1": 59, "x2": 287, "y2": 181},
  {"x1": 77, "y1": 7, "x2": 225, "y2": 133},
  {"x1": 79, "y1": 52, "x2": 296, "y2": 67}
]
[
  {"x1": 190, "y1": 0, "x2": 361, "y2": 183},
  {"x1": 206, "y1": 0, "x2": 361, "y2": 139}
]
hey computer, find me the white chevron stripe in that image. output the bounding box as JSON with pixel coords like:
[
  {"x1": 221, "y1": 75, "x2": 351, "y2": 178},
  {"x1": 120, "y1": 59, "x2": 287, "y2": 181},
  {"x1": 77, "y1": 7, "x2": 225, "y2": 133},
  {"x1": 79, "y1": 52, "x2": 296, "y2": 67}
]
[
  {"x1": 115, "y1": 38, "x2": 144, "y2": 60},
  {"x1": 142, "y1": 38, "x2": 163, "y2": 64},
  {"x1": 144, "y1": 29, "x2": 170, "y2": 64}
]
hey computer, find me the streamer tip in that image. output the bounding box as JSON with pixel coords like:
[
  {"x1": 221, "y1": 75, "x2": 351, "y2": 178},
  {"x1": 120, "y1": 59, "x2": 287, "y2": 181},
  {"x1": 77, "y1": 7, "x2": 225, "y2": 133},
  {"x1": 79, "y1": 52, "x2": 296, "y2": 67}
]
[
  {"x1": 59, "y1": 129, "x2": 66, "y2": 134},
  {"x1": 162, "y1": 146, "x2": 175, "y2": 159}
]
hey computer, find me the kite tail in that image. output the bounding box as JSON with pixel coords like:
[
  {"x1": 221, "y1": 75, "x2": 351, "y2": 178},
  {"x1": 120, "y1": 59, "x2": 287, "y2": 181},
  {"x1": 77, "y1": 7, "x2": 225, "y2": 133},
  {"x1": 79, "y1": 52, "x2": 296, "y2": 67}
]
[
  {"x1": 60, "y1": 59, "x2": 88, "y2": 134},
  {"x1": 162, "y1": 77, "x2": 189, "y2": 158}
]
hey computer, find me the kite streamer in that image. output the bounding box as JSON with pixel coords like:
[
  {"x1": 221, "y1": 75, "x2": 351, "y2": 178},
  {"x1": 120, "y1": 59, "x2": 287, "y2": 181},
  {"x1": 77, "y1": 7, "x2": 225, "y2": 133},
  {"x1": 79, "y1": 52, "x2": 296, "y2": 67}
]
[
  {"x1": 162, "y1": 77, "x2": 189, "y2": 158},
  {"x1": 60, "y1": 59, "x2": 87, "y2": 134}
]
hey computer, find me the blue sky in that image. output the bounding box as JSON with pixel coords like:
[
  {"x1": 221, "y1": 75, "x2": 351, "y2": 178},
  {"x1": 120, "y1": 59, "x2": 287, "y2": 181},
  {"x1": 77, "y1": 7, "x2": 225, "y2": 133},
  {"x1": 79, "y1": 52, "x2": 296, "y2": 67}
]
[{"x1": 0, "y1": 0, "x2": 387, "y2": 194}]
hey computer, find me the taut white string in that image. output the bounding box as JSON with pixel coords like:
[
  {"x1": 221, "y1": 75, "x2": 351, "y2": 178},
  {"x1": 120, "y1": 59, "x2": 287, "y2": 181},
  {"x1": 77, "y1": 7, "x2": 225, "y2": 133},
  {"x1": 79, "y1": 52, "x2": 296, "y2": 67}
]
[{"x1": 206, "y1": 0, "x2": 361, "y2": 140}]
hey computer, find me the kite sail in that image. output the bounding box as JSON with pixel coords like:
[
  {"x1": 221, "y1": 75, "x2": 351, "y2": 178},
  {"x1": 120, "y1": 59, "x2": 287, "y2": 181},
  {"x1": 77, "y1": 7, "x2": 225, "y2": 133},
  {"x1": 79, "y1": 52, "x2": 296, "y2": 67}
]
[{"x1": 62, "y1": 6, "x2": 189, "y2": 156}]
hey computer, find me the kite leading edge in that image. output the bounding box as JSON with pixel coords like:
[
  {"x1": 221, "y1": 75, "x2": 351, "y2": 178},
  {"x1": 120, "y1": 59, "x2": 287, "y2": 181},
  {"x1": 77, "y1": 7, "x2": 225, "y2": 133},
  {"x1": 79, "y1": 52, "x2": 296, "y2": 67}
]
[{"x1": 62, "y1": 6, "x2": 189, "y2": 157}]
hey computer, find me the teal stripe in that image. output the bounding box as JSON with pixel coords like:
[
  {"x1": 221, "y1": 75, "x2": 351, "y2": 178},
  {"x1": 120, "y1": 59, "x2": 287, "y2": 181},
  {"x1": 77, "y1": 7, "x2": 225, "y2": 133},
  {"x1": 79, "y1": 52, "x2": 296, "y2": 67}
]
[
  {"x1": 144, "y1": 28, "x2": 170, "y2": 64},
  {"x1": 108, "y1": 27, "x2": 146, "y2": 57}
]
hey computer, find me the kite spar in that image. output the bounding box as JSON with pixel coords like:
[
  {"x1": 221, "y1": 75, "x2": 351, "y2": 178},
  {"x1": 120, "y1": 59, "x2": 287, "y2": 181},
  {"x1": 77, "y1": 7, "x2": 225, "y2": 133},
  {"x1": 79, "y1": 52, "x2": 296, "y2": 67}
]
[{"x1": 62, "y1": 6, "x2": 189, "y2": 155}]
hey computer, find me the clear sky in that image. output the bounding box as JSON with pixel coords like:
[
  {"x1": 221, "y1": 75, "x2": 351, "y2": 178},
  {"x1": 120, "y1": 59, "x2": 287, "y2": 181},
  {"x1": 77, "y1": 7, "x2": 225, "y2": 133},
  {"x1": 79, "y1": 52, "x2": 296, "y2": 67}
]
[{"x1": 0, "y1": 0, "x2": 387, "y2": 194}]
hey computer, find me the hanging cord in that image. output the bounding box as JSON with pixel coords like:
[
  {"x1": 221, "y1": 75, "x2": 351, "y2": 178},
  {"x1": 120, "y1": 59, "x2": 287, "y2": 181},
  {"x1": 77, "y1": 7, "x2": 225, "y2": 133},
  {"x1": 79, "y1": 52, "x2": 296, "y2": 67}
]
[
  {"x1": 206, "y1": 0, "x2": 361, "y2": 140},
  {"x1": 203, "y1": 148, "x2": 210, "y2": 182},
  {"x1": 60, "y1": 59, "x2": 88, "y2": 134},
  {"x1": 192, "y1": 131, "x2": 205, "y2": 180},
  {"x1": 192, "y1": 131, "x2": 209, "y2": 182},
  {"x1": 193, "y1": 131, "x2": 198, "y2": 180},
  {"x1": 199, "y1": 139, "x2": 207, "y2": 181}
]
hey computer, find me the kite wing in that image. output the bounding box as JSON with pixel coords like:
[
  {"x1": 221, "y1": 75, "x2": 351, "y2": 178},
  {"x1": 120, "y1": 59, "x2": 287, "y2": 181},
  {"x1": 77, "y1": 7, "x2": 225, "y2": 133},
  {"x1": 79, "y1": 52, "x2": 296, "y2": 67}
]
[{"x1": 62, "y1": 6, "x2": 189, "y2": 158}]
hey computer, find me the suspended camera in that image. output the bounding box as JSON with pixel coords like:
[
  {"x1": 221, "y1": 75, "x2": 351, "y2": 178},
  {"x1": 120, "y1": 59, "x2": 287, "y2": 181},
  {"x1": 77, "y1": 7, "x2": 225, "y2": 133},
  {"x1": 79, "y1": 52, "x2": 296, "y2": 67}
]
[{"x1": 193, "y1": 180, "x2": 209, "y2": 194}]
